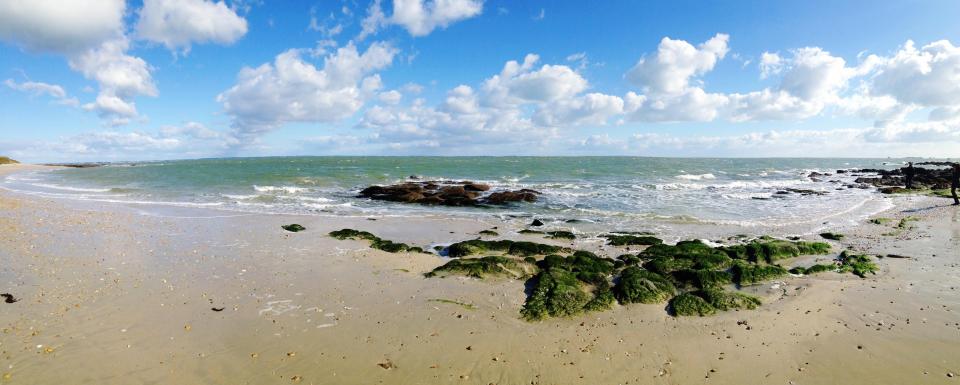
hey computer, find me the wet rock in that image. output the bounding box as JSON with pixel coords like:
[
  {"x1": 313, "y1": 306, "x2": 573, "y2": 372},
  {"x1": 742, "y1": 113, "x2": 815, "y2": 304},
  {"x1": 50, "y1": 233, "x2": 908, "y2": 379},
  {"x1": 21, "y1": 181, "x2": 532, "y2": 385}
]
[
  {"x1": 819, "y1": 232, "x2": 843, "y2": 241},
  {"x1": 357, "y1": 181, "x2": 538, "y2": 206},
  {"x1": 530, "y1": 219, "x2": 544, "y2": 226},
  {"x1": 282, "y1": 224, "x2": 306, "y2": 232}
]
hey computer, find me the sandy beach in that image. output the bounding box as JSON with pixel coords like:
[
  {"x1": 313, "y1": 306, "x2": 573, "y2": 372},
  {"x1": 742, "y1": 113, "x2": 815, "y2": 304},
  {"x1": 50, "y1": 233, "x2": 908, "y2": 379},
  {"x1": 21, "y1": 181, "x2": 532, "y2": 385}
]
[{"x1": 1, "y1": 163, "x2": 958, "y2": 385}]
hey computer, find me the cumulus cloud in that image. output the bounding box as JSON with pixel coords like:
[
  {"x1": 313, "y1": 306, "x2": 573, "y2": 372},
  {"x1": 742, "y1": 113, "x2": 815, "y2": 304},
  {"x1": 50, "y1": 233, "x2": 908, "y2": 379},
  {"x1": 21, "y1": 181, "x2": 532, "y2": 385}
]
[
  {"x1": 136, "y1": 0, "x2": 248, "y2": 53},
  {"x1": 358, "y1": 54, "x2": 622, "y2": 150},
  {"x1": 0, "y1": 0, "x2": 126, "y2": 53},
  {"x1": 359, "y1": 0, "x2": 482, "y2": 39},
  {"x1": 4, "y1": 78, "x2": 79, "y2": 106},
  {"x1": 217, "y1": 42, "x2": 397, "y2": 141},
  {"x1": 69, "y1": 37, "x2": 158, "y2": 124},
  {"x1": 871, "y1": 40, "x2": 960, "y2": 107}
]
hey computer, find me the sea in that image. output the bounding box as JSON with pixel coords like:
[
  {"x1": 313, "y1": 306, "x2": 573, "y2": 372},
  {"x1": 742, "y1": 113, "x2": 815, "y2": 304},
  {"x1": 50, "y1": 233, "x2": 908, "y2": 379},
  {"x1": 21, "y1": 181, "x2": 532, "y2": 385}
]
[{"x1": 0, "y1": 157, "x2": 920, "y2": 239}]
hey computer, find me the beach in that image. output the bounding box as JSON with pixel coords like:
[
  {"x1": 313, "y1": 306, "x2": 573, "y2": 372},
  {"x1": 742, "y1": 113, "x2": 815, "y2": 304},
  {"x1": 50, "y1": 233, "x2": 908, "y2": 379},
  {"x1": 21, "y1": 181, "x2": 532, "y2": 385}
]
[{"x1": 1, "y1": 163, "x2": 959, "y2": 385}]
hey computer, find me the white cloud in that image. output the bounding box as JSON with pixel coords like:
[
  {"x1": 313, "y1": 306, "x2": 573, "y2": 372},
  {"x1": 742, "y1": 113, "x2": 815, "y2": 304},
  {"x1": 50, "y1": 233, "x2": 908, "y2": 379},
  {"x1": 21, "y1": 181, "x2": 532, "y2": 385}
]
[
  {"x1": 136, "y1": 0, "x2": 248, "y2": 53},
  {"x1": 481, "y1": 54, "x2": 588, "y2": 106},
  {"x1": 626, "y1": 33, "x2": 729, "y2": 95},
  {"x1": 217, "y1": 42, "x2": 397, "y2": 141},
  {"x1": 69, "y1": 37, "x2": 157, "y2": 123},
  {"x1": 359, "y1": 0, "x2": 482, "y2": 39},
  {"x1": 871, "y1": 40, "x2": 960, "y2": 107},
  {"x1": 759, "y1": 52, "x2": 782, "y2": 79},
  {"x1": 0, "y1": 0, "x2": 125, "y2": 53},
  {"x1": 4, "y1": 78, "x2": 79, "y2": 106}
]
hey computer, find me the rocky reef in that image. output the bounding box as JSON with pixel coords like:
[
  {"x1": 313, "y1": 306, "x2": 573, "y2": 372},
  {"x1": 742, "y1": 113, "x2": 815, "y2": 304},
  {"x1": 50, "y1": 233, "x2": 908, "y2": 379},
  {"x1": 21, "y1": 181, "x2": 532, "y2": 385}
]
[
  {"x1": 846, "y1": 165, "x2": 955, "y2": 192},
  {"x1": 328, "y1": 229, "x2": 881, "y2": 321},
  {"x1": 357, "y1": 180, "x2": 541, "y2": 206}
]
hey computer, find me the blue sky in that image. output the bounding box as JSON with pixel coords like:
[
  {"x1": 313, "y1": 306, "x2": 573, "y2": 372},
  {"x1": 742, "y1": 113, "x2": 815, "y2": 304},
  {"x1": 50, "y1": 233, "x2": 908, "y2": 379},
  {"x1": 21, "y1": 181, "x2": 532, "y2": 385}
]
[{"x1": 1, "y1": 0, "x2": 960, "y2": 162}]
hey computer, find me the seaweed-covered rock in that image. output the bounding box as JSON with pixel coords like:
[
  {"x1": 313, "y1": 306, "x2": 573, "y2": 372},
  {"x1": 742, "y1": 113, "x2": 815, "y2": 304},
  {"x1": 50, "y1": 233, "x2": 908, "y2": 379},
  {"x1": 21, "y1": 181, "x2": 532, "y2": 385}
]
[
  {"x1": 789, "y1": 263, "x2": 836, "y2": 275},
  {"x1": 329, "y1": 229, "x2": 425, "y2": 253},
  {"x1": 281, "y1": 224, "x2": 306, "y2": 232},
  {"x1": 518, "y1": 229, "x2": 545, "y2": 235},
  {"x1": 672, "y1": 269, "x2": 733, "y2": 289},
  {"x1": 446, "y1": 239, "x2": 568, "y2": 258},
  {"x1": 521, "y1": 268, "x2": 592, "y2": 320},
  {"x1": 603, "y1": 234, "x2": 663, "y2": 246},
  {"x1": 546, "y1": 231, "x2": 576, "y2": 240},
  {"x1": 838, "y1": 251, "x2": 878, "y2": 277},
  {"x1": 539, "y1": 252, "x2": 616, "y2": 283},
  {"x1": 614, "y1": 267, "x2": 675, "y2": 304},
  {"x1": 721, "y1": 238, "x2": 831, "y2": 263},
  {"x1": 698, "y1": 288, "x2": 761, "y2": 311},
  {"x1": 425, "y1": 256, "x2": 537, "y2": 279},
  {"x1": 732, "y1": 262, "x2": 788, "y2": 285},
  {"x1": 670, "y1": 292, "x2": 717, "y2": 316},
  {"x1": 640, "y1": 240, "x2": 733, "y2": 271},
  {"x1": 819, "y1": 232, "x2": 844, "y2": 241},
  {"x1": 479, "y1": 230, "x2": 499, "y2": 236}
]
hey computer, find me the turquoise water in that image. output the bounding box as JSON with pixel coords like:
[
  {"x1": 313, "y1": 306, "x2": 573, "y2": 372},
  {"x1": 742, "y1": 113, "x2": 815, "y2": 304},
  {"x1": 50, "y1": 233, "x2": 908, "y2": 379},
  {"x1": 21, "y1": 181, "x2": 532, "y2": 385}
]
[{"x1": 2, "y1": 157, "x2": 912, "y2": 235}]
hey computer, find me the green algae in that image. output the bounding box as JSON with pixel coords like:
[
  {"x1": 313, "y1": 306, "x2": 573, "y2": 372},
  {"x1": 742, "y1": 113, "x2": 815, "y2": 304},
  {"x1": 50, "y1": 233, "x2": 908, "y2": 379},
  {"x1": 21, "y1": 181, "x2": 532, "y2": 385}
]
[
  {"x1": 721, "y1": 238, "x2": 831, "y2": 263},
  {"x1": 789, "y1": 263, "x2": 836, "y2": 275},
  {"x1": 479, "y1": 230, "x2": 499, "y2": 236},
  {"x1": 425, "y1": 256, "x2": 536, "y2": 279},
  {"x1": 281, "y1": 224, "x2": 306, "y2": 232},
  {"x1": 670, "y1": 292, "x2": 717, "y2": 316},
  {"x1": 672, "y1": 269, "x2": 733, "y2": 289},
  {"x1": 445, "y1": 239, "x2": 569, "y2": 258},
  {"x1": 838, "y1": 251, "x2": 878, "y2": 278},
  {"x1": 614, "y1": 266, "x2": 675, "y2": 304},
  {"x1": 329, "y1": 229, "x2": 425, "y2": 253},
  {"x1": 732, "y1": 262, "x2": 788, "y2": 285},
  {"x1": 521, "y1": 268, "x2": 593, "y2": 321},
  {"x1": 698, "y1": 288, "x2": 761, "y2": 311},
  {"x1": 602, "y1": 234, "x2": 663, "y2": 246}
]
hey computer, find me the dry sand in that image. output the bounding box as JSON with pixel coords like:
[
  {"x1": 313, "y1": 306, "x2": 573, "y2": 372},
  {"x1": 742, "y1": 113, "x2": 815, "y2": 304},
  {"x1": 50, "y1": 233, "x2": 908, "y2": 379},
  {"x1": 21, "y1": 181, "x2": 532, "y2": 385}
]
[{"x1": 1, "y1": 163, "x2": 958, "y2": 384}]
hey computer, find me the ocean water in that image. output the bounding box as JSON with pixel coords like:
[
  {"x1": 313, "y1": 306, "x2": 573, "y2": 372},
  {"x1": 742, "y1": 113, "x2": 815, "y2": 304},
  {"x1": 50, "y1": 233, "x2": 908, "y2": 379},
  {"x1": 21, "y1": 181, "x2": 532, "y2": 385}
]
[{"x1": 2, "y1": 157, "x2": 913, "y2": 238}]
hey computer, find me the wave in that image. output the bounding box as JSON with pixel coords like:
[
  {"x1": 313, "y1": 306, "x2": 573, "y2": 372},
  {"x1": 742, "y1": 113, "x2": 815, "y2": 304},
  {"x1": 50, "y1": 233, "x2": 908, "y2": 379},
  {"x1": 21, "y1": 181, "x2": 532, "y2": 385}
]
[
  {"x1": 253, "y1": 185, "x2": 310, "y2": 194},
  {"x1": 29, "y1": 183, "x2": 113, "y2": 193},
  {"x1": 675, "y1": 173, "x2": 716, "y2": 180}
]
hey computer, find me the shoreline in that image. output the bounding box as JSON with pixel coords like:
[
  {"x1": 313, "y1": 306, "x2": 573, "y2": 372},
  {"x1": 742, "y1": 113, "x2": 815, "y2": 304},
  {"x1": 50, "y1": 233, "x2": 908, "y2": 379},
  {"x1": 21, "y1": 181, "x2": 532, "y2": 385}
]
[{"x1": 1, "y1": 163, "x2": 959, "y2": 384}]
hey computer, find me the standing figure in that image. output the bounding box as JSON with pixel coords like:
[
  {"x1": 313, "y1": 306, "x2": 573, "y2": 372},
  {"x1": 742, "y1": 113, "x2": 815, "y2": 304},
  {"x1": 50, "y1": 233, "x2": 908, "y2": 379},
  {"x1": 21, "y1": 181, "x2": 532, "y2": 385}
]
[
  {"x1": 952, "y1": 163, "x2": 959, "y2": 206},
  {"x1": 904, "y1": 162, "x2": 915, "y2": 189}
]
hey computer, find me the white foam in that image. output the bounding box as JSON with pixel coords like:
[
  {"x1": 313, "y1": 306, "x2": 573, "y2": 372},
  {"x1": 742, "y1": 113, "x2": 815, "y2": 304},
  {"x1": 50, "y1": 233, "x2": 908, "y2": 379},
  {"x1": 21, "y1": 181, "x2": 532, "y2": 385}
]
[
  {"x1": 253, "y1": 185, "x2": 309, "y2": 194},
  {"x1": 29, "y1": 183, "x2": 112, "y2": 193},
  {"x1": 675, "y1": 173, "x2": 716, "y2": 180}
]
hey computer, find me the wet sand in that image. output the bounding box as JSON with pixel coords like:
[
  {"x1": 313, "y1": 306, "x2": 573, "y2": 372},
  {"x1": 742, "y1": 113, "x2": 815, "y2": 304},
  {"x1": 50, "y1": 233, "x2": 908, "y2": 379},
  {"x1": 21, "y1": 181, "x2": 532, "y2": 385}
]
[{"x1": 1, "y1": 163, "x2": 959, "y2": 384}]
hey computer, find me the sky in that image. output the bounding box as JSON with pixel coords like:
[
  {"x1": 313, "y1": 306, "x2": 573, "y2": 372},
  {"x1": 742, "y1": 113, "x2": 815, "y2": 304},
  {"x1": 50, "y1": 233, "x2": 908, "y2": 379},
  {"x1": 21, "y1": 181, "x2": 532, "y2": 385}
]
[{"x1": 1, "y1": 0, "x2": 960, "y2": 162}]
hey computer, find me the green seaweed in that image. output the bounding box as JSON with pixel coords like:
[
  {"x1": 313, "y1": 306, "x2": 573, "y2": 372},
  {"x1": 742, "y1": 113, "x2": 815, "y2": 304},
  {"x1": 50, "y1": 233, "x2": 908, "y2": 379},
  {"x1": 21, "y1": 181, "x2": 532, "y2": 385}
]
[
  {"x1": 698, "y1": 288, "x2": 761, "y2": 311},
  {"x1": 837, "y1": 251, "x2": 878, "y2": 278},
  {"x1": 614, "y1": 266, "x2": 675, "y2": 304},
  {"x1": 670, "y1": 292, "x2": 717, "y2": 316},
  {"x1": 731, "y1": 262, "x2": 788, "y2": 285},
  {"x1": 425, "y1": 256, "x2": 537, "y2": 279},
  {"x1": 329, "y1": 229, "x2": 425, "y2": 253},
  {"x1": 602, "y1": 234, "x2": 663, "y2": 246},
  {"x1": 789, "y1": 263, "x2": 835, "y2": 275},
  {"x1": 445, "y1": 239, "x2": 569, "y2": 258},
  {"x1": 721, "y1": 238, "x2": 831, "y2": 263},
  {"x1": 672, "y1": 269, "x2": 733, "y2": 289},
  {"x1": 868, "y1": 218, "x2": 892, "y2": 225},
  {"x1": 281, "y1": 224, "x2": 306, "y2": 232},
  {"x1": 518, "y1": 229, "x2": 545, "y2": 235},
  {"x1": 479, "y1": 230, "x2": 499, "y2": 236},
  {"x1": 521, "y1": 268, "x2": 592, "y2": 321}
]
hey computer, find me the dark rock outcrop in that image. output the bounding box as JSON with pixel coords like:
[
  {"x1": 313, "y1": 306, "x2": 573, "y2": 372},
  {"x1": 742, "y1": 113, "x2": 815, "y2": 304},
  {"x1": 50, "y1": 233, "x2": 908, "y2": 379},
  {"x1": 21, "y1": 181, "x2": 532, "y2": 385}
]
[
  {"x1": 850, "y1": 165, "x2": 955, "y2": 191},
  {"x1": 357, "y1": 181, "x2": 540, "y2": 206}
]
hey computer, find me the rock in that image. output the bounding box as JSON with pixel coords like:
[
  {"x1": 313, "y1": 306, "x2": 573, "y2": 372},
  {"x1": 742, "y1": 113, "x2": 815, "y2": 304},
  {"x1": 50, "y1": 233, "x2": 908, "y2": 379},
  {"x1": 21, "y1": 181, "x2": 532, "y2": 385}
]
[
  {"x1": 282, "y1": 224, "x2": 306, "y2": 232},
  {"x1": 1, "y1": 293, "x2": 18, "y2": 303},
  {"x1": 357, "y1": 181, "x2": 538, "y2": 207},
  {"x1": 530, "y1": 219, "x2": 544, "y2": 226}
]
